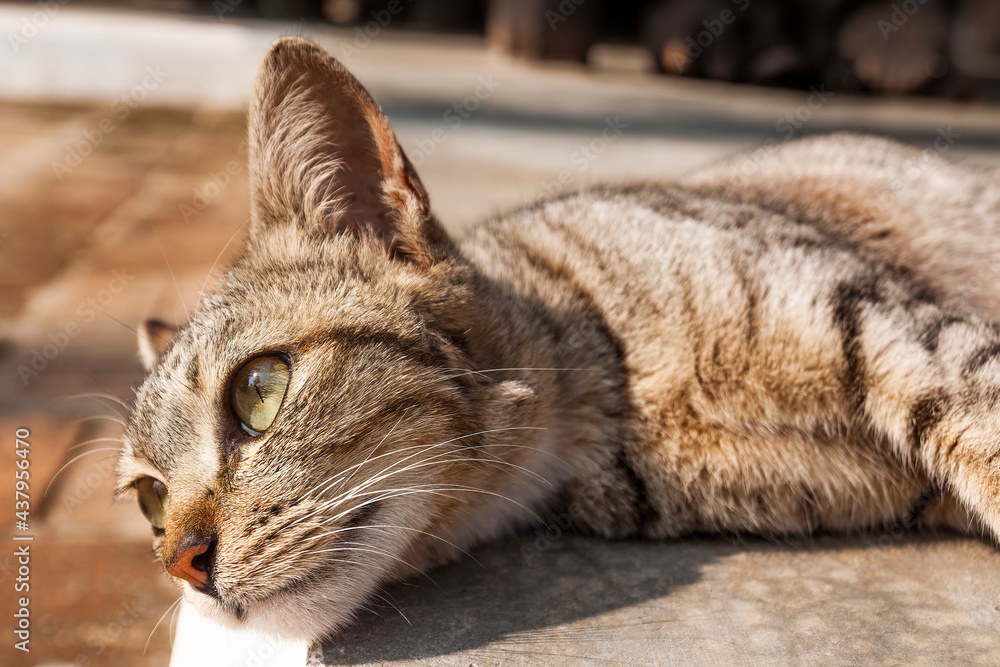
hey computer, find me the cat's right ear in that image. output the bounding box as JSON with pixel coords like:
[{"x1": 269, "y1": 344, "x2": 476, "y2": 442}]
[
  {"x1": 137, "y1": 319, "x2": 177, "y2": 371},
  {"x1": 248, "y1": 36, "x2": 451, "y2": 266}
]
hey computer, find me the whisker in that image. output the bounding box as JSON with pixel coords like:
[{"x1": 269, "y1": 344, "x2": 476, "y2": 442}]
[
  {"x1": 63, "y1": 391, "x2": 125, "y2": 406},
  {"x1": 342, "y1": 450, "x2": 545, "y2": 501},
  {"x1": 168, "y1": 597, "x2": 183, "y2": 647},
  {"x1": 309, "y1": 543, "x2": 423, "y2": 573},
  {"x1": 371, "y1": 590, "x2": 410, "y2": 625},
  {"x1": 150, "y1": 220, "x2": 190, "y2": 322},
  {"x1": 308, "y1": 440, "x2": 551, "y2": 519},
  {"x1": 293, "y1": 456, "x2": 546, "y2": 541},
  {"x1": 144, "y1": 596, "x2": 184, "y2": 655},
  {"x1": 74, "y1": 389, "x2": 129, "y2": 408},
  {"x1": 66, "y1": 437, "x2": 123, "y2": 452},
  {"x1": 310, "y1": 442, "x2": 531, "y2": 513},
  {"x1": 441, "y1": 366, "x2": 602, "y2": 381},
  {"x1": 297, "y1": 427, "x2": 546, "y2": 519},
  {"x1": 302, "y1": 522, "x2": 479, "y2": 565},
  {"x1": 197, "y1": 216, "x2": 250, "y2": 309},
  {"x1": 289, "y1": 434, "x2": 486, "y2": 526},
  {"x1": 328, "y1": 410, "x2": 410, "y2": 500},
  {"x1": 70, "y1": 414, "x2": 126, "y2": 427},
  {"x1": 125, "y1": 316, "x2": 176, "y2": 352},
  {"x1": 95, "y1": 310, "x2": 161, "y2": 354},
  {"x1": 265, "y1": 534, "x2": 422, "y2": 576},
  {"x1": 62, "y1": 393, "x2": 127, "y2": 420},
  {"x1": 43, "y1": 448, "x2": 121, "y2": 497},
  {"x1": 449, "y1": 444, "x2": 556, "y2": 484},
  {"x1": 323, "y1": 483, "x2": 545, "y2": 527}
]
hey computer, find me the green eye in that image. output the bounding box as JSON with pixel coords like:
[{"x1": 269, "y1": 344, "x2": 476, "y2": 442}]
[
  {"x1": 136, "y1": 477, "x2": 168, "y2": 530},
  {"x1": 230, "y1": 355, "x2": 290, "y2": 435}
]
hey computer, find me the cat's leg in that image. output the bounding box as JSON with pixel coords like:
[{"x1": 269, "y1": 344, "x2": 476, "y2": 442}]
[
  {"x1": 612, "y1": 241, "x2": 1000, "y2": 540},
  {"x1": 624, "y1": 400, "x2": 944, "y2": 538},
  {"x1": 818, "y1": 274, "x2": 1000, "y2": 541},
  {"x1": 622, "y1": 272, "x2": 996, "y2": 539}
]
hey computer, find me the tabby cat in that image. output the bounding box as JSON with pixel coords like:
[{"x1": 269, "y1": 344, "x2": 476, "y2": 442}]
[{"x1": 118, "y1": 36, "x2": 1000, "y2": 643}]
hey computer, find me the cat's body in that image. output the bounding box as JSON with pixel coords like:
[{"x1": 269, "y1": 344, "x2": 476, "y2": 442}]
[{"x1": 118, "y1": 37, "x2": 1000, "y2": 643}]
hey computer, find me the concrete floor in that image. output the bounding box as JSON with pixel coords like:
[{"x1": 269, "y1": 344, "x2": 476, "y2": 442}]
[
  {"x1": 318, "y1": 533, "x2": 1000, "y2": 666},
  {"x1": 1, "y1": 6, "x2": 1000, "y2": 667}
]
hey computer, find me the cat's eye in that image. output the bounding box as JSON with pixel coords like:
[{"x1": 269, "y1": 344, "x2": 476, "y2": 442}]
[
  {"x1": 136, "y1": 477, "x2": 168, "y2": 530},
  {"x1": 230, "y1": 355, "x2": 290, "y2": 436}
]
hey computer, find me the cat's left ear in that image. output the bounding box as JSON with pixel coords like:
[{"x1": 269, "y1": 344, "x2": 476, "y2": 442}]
[
  {"x1": 248, "y1": 36, "x2": 451, "y2": 266},
  {"x1": 137, "y1": 319, "x2": 177, "y2": 371}
]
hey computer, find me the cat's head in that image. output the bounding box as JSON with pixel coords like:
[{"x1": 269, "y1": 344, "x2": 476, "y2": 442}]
[{"x1": 117, "y1": 37, "x2": 541, "y2": 642}]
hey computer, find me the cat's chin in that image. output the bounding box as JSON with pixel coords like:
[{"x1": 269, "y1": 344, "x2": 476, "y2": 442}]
[{"x1": 181, "y1": 578, "x2": 363, "y2": 644}]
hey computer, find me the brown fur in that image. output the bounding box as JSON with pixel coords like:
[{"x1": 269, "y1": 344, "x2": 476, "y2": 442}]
[{"x1": 118, "y1": 37, "x2": 999, "y2": 643}]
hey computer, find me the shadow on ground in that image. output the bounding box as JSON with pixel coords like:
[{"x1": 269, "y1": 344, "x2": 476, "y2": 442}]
[
  {"x1": 317, "y1": 530, "x2": 999, "y2": 666},
  {"x1": 319, "y1": 532, "x2": 719, "y2": 664}
]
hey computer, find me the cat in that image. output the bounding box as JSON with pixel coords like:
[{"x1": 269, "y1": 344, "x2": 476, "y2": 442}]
[{"x1": 118, "y1": 35, "x2": 1000, "y2": 644}]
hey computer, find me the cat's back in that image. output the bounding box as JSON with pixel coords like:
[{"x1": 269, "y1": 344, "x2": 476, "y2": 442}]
[
  {"x1": 461, "y1": 133, "x2": 892, "y2": 309},
  {"x1": 458, "y1": 181, "x2": 793, "y2": 397},
  {"x1": 461, "y1": 133, "x2": 1000, "y2": 342},
  {"x1": 460, "y1": 153, "x2": 842, "y2": 362}
]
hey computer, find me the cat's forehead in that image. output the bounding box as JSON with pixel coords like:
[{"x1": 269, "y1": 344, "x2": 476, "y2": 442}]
[
  {"x1": 125, "y1": 258, "x2": 426, "y2": 462},
  {"x1": 135, "y1": 283, "x2": 406, "y2": 409}
]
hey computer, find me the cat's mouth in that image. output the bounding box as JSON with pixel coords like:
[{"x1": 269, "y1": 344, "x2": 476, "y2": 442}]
[
  {"x1": 194, "y1": 564, "x2": 338, "y2": 636},
  {"x1": 217, "y1": 597, "x2": 247, "y2": 622},
  {"x1": 182, "y1": 574, "x2": 246, "y2": 621},
  {"x1": 188, "y1": 567, "x2": 305, "y2": 624}
]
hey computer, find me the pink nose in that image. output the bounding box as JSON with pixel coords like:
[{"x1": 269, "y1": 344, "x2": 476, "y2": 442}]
[{"x1": 166, "y1": 542, "x2": 211, "y2": 589}]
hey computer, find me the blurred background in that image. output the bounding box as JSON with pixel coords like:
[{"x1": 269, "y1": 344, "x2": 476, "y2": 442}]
[
  {"x1": 0, "y1": 1, "x2": 999, "y2": 666},
  {"x1": 10, "y1": 0, "x2": 1000, "y2": 96}
]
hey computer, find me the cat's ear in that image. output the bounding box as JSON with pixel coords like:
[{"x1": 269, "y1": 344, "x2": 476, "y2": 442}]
[
  {"x1": 137, "y1": 319, "x2": 177, "y2": 371},
  {"x1": 248, "y1": 36, "x2": 450, "y2": 265}
]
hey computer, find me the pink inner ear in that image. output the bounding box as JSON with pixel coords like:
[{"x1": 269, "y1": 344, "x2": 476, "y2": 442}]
[{"x1": 303, "y1": 75, "x2": 394, "y2": 232}]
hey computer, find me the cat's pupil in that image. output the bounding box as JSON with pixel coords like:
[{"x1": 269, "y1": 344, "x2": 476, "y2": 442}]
[{"x1": 248, "y1": 373, "x2": 265, "y2": 402}]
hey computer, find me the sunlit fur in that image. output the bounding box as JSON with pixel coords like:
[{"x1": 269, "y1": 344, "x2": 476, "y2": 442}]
[{"x1": 119, "y1": 37, "x2": 1000, "y2": 644}]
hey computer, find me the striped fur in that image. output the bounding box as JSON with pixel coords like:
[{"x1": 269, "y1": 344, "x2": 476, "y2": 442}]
[{"x1": 119, "y1": 37, "x2": 999, "y2": 643}]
